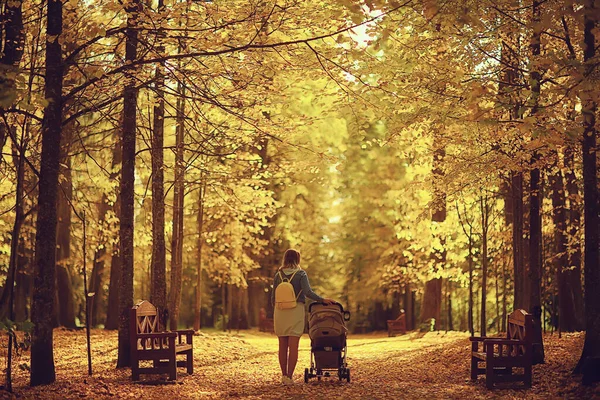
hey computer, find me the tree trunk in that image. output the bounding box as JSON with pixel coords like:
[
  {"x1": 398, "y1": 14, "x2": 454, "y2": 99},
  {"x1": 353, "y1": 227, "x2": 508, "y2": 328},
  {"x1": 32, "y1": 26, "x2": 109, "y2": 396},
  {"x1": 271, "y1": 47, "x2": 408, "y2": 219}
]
[
  {"x1": 89, "y1": 243, "x2": 105, "y2": 327},
  {"x1": 30, "y1": 0, "x2": 63, "y2": 385},
  {"x1": 168, "y1": 88, "x2": 185, "y2": 330},
  {"x1": 56, "y1": 154, "x2": 76, "y2": 328},
  {"x1": 403, "y1": 284, "x2": 413, "y2": 331},
  {"x1": 502, "y1": 254, "x2": 507, "y2": 332},
  {"x1": 194, "y1": 179, "x2": 206, "y2": 331},
  {"x1": 116, "y1": 0, "x2": 140, "y2": 368},
  {"x1": 468, "y1": 237, "x2": 474, "y2": 336},
  {"x1": 551, "y1": 168, "x2": 578, "y2": 332},
  {"x1": 446, "y1": 280, "x2": 453, "y2": 331},
  {"x1": 480, "y1": 195, "x2": 490, "y2": 337},
  {"x1": 511, "y1": 172, "x2": 525, "y2": 310},
  {"x1": 4, "y1": 123, "x2": 26, "y2": 391},
  {"x1": 150, "y1": 0, "x2": 167, "y2": 319},
  {"x1": 0, "y1": 0, "x2": 24, "y2": 166},
  {"x1": 564, "y1": 146, "x2": 585, "y2": 330},
  {"x1": 528, "y1": 0, "x2": 545, "y2": 365},
  {"x1": 421, "y1": 145, "x2": 445, "y2": 329},
  {"x1": 104, "y1": 137, "x2": 122, "y2": 330},
  {"x1": 575, "y1": 0, "x2": 600, "y2": 384}
]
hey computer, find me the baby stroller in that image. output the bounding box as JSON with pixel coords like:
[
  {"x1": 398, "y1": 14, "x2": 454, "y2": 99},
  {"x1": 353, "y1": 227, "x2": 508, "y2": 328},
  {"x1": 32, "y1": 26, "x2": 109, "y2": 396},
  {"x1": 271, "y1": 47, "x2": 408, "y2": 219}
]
[{"x1": 304, "y1": 302, "x2": 351, "y2": 383}]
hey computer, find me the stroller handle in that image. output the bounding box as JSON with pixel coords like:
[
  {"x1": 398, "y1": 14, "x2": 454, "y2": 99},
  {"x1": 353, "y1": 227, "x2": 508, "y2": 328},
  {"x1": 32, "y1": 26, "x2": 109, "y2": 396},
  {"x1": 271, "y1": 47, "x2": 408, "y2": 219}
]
[{"x1": 309, "y1": 301, "x2": 351, "y2": 321}]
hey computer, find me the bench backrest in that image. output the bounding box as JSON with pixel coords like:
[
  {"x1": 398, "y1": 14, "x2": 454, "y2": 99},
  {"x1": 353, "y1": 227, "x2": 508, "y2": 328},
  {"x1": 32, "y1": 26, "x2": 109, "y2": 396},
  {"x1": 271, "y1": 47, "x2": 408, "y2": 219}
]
[
  {"x1": 506, "y1": 309, "x2": 532, "y2": 355},
  {"x1": 131, "y1": 300, "x2": 159, "y2": 335}
]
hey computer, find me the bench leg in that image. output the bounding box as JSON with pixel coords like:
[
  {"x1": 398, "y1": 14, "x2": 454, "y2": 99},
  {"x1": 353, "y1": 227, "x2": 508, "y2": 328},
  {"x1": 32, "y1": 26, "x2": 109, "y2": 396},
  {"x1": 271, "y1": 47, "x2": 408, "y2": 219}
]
[
  {"x1": 169, "y1": 355, "x2": 177, "y2": 381},
  {"x1": 524, "y1": 364, "x2": 532, "y2": 388},
  {"x1": 485, "y1": 359, "x2": 494, "y2": 389},
  {"x1": 132, "y1": 358, "x2": 140, "y2": 381},
  {"x1": 470, "y1": 357, "x2": 478, "y2": 381},
  {"x1": 187, "y1": 350, "x2": 193, "y2": 375}
]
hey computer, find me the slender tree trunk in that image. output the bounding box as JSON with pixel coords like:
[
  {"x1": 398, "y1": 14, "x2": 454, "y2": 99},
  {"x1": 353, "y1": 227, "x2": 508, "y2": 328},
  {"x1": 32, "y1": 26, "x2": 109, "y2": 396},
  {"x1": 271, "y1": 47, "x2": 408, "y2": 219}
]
[
  {"x1": 56, "y1": 154, "x2": 76, "y2": 328},
  {"x1": 168, "y1": 87, "x2": 185, "y2": 330},
  {"x1": 512, "y1": 172, "x2": 525, "y2": 310},
  {"x1": 89, "y1": 243, "x2": 105, "y2": 327},
  {"x1": 0, "y1": 0, "x2": 24, "y2": 166},
  {"x1": 194, "y1": 179, "x2": 206, "y2": 331},
  {"x1": 421, "y1": 145, "x2": 445, "y2": 329},
  {"x1": 150, "y1": 0, "x2": 167, "y2": 320},
  {"x1": 480, "y1": 195, "x2": 489, "y2": 336},
  {"x1": 116, "y1": 0, "x2": 140, "y2": 368},
  {"x1": 104, "y1": 138, "x2": 122, "y2": 330},
  {"x1": 221, "y1": 279, "x2": 226, "y2": 332},
  {"x1": 528, "y1": 0, "x2": 545, "y2": 365},
  {"x1": 564, "y1": 146, "x2": 585, "y2": 330},
  {"x1": 575, "y1": 0, "x2": 600, "y2": 383},
  {"x1": 4, "y1": 124, "x2": 26, "y2": 391},
  {"x1": 495, "y1": 260, "x2": 500, "y2": 333},
  {"x1": 446, "y1": 280, "x2": 453, "y2": 331},
  {"x1": 403, "y1": 283, "x2": 413, "y2": 331},
  {"x1": 30, "y1": 0, "x2": 63, "y2": 385},
  {"x1": 502, "y1": 254, "x2": 507, "y2": 332},
  {"x1": 468, "y1": 237, "x2": 474, "y2": 336},
  {"x1": 551, "y1": 167, "x2": 577, "y2": 331}
]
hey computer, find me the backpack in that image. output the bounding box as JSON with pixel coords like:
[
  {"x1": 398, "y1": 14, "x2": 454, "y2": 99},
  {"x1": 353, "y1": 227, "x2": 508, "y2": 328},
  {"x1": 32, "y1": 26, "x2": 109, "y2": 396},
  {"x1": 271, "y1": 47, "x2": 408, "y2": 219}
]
[{"x1": 275, "y1": 269, "x2": 303, "y2": 310}]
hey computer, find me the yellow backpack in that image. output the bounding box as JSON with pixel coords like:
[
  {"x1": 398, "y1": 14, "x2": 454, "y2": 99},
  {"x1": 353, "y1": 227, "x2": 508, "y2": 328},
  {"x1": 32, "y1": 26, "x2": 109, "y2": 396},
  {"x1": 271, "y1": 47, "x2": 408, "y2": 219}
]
[{"x1": 275, "y1": 269, "x2": 302, "y2": 310}]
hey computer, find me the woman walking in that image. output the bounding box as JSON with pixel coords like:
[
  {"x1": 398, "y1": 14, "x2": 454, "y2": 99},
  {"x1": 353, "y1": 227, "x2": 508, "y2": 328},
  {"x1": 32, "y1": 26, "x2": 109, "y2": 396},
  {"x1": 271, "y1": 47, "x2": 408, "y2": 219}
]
[{"x1": 272, "y1": 249, "x2": 335, "y2": 385}]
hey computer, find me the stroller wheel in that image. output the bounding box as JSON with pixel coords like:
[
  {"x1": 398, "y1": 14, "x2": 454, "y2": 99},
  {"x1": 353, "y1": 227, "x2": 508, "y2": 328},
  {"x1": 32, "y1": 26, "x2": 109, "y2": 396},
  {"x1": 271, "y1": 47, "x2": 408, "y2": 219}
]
[
  {"x1": 304, "y1": 368, "x2": 309, "y2": 383},
  {"x1": 346, "y1": 368, "x2": 351, "y2": 383},
  {"x1": 338, "y1": 368, "x2": 344, "y2": 381}
]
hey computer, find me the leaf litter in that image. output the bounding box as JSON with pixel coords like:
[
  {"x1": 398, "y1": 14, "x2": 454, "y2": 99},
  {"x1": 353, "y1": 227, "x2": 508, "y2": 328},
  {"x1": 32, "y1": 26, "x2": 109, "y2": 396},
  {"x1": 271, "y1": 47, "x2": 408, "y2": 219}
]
[{"x1": 1, "y1": 329, "x2": 598, "y2": 399}]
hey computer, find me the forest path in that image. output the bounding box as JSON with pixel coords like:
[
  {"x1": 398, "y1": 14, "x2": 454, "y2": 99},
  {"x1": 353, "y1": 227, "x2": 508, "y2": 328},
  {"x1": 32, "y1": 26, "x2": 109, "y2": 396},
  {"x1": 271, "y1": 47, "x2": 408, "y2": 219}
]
[{"x1": 1, "y1": 329, "x2": 595, "y2": 399}]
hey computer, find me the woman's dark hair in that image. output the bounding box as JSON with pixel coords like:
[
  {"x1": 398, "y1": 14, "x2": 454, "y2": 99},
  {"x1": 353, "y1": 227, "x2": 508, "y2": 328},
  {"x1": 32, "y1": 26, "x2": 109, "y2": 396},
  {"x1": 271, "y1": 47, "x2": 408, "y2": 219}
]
[{"x1": 280, "y1": 249, "x2": 301, "y2": 270}]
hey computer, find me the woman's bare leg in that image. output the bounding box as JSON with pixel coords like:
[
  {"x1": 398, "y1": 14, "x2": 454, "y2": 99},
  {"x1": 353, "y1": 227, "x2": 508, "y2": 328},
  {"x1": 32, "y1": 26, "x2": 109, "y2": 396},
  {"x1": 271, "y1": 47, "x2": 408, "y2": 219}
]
[
  {"x1": 278, "y1": 336, "x2": 289, "y2": 377},
  {"x1": 286, "y1": 336, "x2": 301, "y2": 379}
]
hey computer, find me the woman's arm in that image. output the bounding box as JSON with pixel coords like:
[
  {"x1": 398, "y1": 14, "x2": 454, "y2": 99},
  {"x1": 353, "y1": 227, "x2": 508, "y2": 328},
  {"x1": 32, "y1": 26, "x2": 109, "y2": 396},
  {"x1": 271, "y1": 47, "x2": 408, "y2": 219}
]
[{"x1": 300, "y1": 271, "x2": 324, "y2": 302}]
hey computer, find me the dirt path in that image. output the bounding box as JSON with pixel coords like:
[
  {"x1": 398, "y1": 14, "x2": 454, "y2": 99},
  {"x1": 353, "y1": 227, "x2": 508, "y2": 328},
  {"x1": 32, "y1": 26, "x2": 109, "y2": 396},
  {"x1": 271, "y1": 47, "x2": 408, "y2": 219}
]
[{"x1": 1, "y1": 329, "x2": 598, "y2": 399}]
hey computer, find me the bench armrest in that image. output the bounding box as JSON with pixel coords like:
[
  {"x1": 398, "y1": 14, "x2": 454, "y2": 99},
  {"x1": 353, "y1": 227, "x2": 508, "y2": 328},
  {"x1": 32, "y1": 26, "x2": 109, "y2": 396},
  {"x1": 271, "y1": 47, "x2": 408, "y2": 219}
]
[
  {"x1": 137, "y1": 332, "x2": 177, "y2": 339},
  {"x1": 469, "y1": 336, "x2": 489, "y2": 342},
  {"x1": 483, "y1": 338, "x2": 525, "y2": 345},
  {"x1": 175, "y1": 329, "x2": 194, "y2": 345},
  {"x1": 175, "y1": 329, "x2": 195, "y2": 335}
]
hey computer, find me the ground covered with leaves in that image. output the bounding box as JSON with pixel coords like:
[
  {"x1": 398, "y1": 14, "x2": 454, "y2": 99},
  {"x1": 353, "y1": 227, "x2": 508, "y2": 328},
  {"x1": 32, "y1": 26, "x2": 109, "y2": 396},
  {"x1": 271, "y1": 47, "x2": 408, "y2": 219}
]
[{"x1": 1, "y1": 329, "x2": 598, "y2": 399}]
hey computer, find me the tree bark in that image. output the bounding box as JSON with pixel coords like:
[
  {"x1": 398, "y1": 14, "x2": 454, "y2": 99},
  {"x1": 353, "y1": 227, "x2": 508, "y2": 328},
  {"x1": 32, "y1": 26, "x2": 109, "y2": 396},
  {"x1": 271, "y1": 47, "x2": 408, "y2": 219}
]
[
  {"x1": 575, "y1": 0, "x2": 600, "y2": 383},
  {"x1": 511, "y1": 172, "x2": 525, "y2": 310},
  {"x1": 421, "y1": 145, "x2": 445, "y2": 329},
  {"x1": 150, "y1": 0, "x2": 167, "y2": 320},
  {"x1": 194, "y1": 179, "x2": 206, "y2": 331},
  {"x1": 55, "y1": 154, "x2": 77, "y2": 328},
  {"x1": 564, "y1": 146, "x2": 585, "y2": 330},
  {"x1": 0, "y1": 0, "x2": 24, "y2": 166},
  {"x1": 480, "y1": 195, "x2": 490, "y2": 336},
  {"x1": 116, "y1": 0, "x2": 141, "y2": 368},
  {"x1": 551, "y1": 168, "x2": 578, "y2": 332},
  {"x1": 168, "y1": 85, "x2": 185, "y2": 330},
  {"x1": 104, "y1": 136, "x2": 122, "y2": 330},
  {"x1": 30, "y1": 0, "x2": 63, "y2": 385},
  {"x1": 528, "y1": 0, "x2": 545, "y2": 365}
]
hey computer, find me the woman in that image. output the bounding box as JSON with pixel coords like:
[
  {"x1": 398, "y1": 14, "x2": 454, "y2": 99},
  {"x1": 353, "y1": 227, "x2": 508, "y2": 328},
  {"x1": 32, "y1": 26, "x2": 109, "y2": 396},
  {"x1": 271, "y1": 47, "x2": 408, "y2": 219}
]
[{"x1": 271, "y1": 249, "x2": 335, "y2": 385}]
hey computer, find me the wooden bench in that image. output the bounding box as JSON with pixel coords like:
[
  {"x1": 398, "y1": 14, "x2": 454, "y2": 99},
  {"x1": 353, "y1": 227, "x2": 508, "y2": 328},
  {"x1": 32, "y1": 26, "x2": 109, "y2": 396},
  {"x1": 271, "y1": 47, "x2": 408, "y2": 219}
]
[
  {"x1": 258, "y1": 308, "x2": 274, "y2": 333},
  {"x1": 129, "y1": 300, "x2": 194, "y2": 381},
  {"x1": 470, "y1": 309, "x2": 533, "y2": 389},
  {"x1": 386, "y1": 313, "x2": 406, "y2": 337}
]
